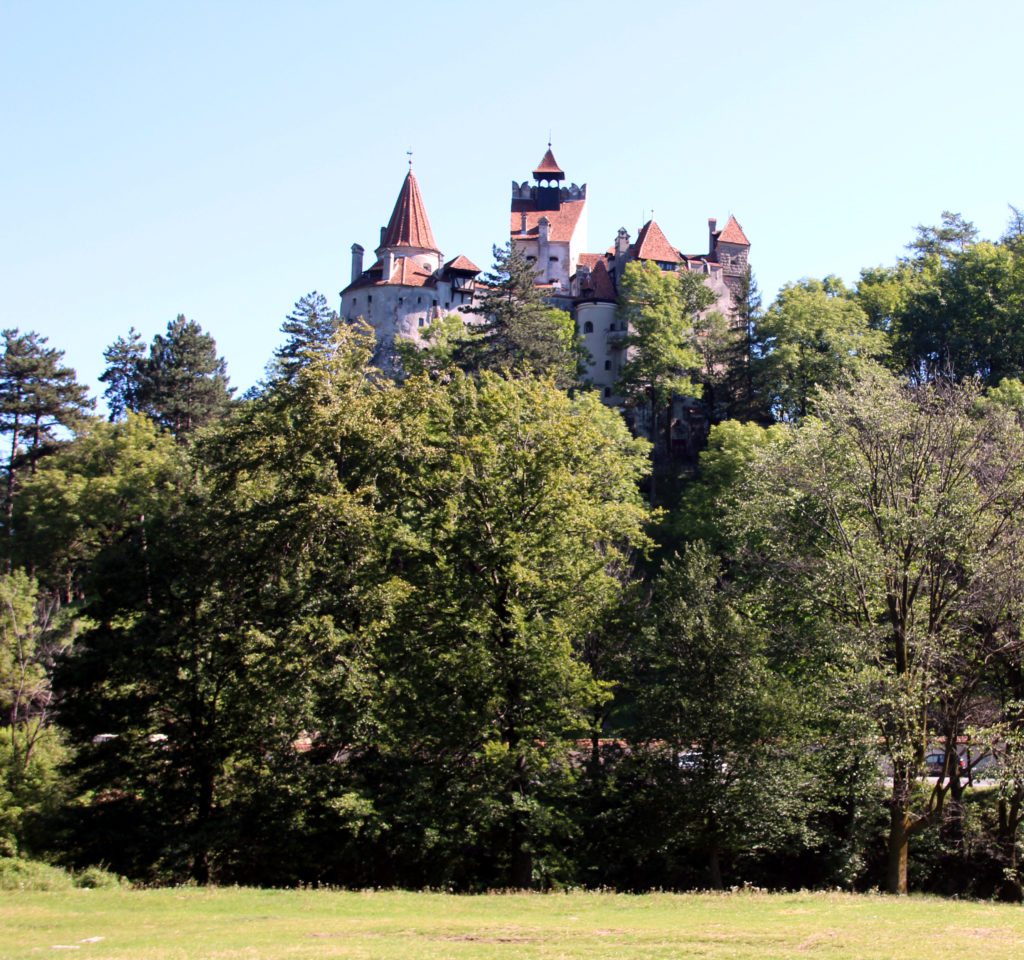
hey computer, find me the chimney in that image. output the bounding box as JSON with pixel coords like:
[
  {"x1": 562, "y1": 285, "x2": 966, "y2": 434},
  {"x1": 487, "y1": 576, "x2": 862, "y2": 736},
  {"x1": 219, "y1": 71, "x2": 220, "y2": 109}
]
[
  {"x1": 351, "y1": 243, "x2": 364, "y2": 284},
  {"x1": 380, "y1": 226, "x2": 386, "y2": 247},
  {"x1": 538, "y1": 216, "x2": 550, "y2": 242},
  {"x1": 708, "y1": 218, "x2": 717, "y2": 254},
  {"x1": 520, "y1": 211, "x2": 528, "y2": 234},
  {"x1": 614, "y1": 227, "x2": 630, "y2": 256}
]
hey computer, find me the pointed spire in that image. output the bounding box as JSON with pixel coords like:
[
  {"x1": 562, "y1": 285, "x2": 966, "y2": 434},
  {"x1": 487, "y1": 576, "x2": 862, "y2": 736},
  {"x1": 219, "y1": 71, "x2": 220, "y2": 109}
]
[
  {"x1": 380, "y1": 170, "x2": 439, "y2": 252},
  {"x1": 632, "y1": 220, "x2": 682, "y2": 263},
  {"x1": 533, "y1": 147, "x2": 564, "y2": 179},
  {"x1": 717, "y1": 215, "x2": 750, "y2": 246}
]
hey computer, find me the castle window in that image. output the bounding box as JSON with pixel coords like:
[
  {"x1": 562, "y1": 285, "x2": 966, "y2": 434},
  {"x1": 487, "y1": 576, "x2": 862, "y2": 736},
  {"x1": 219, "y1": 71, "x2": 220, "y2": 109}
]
[
  {"x1": 526, "y1": 255, "x2": 536, "y2": 262},
  {"x1": 398, "y1": 297, "x2": 404, "y2": 304},
  {"x1": 603, "y1": 387, "x2": 612, "y2": 398},
  {"x1": 418, "y1": 317, "x2": 425, "y2": 327},
  {"x1": 604, "y1": 360, "x2": 611, "y2": 371},
  {"x1": 549, "y1": 256, "x2": 559, "y2": 262},
  {"x1": 417, "y1": 296, "x2": 422, "y2": 303},
  {"x1": 444, "y1": 302, "x2": 449, "y2": 309},
  {"x1": 609, "y1": 323, "x2": 616, "y2": 332},
  {"x1": 583, "y1": 321, "x2": 594, "y2": 334}
]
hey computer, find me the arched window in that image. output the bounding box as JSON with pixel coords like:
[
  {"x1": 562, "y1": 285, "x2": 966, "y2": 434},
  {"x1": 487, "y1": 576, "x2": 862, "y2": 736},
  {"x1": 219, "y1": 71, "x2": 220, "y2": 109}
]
[{"x1": 583, "y1": 321, "x2": 594, "y2": 334}]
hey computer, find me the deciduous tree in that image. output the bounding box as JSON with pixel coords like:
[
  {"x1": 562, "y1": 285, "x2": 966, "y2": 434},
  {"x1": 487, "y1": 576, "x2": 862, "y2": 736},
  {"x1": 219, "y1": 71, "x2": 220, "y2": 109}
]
[
  {"x1": 628, "y1": 543, "x2": 807, "y2": 889},
  {"x1": 381, "y1": 372, "x2": 651, "y2": 887},
  {"x1": 756, "y1": 277, "x2": 888, "y2": 421},
  {"x1": 736, "y1": 367, "x2": 1024, "y2": 893},
  {"x1": 615, "y1": 261, "x2": 709, "y2": 496}
]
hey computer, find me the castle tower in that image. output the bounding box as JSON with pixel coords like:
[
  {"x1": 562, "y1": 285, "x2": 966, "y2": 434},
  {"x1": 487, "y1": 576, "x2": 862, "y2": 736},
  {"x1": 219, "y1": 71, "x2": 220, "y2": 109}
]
[
  {"x1": 509, "y1": 146, "x2": 587, "y2": 295},
  {"x1": 377, "y1": 168, "x2": 442, "y2": 279},
  {"x1": 532, "y1": 146, "x2": 564, "y2": 211},
  {"x1": 340, "y1": 165, "x2": 480, "y2": 374},
  {"x1": 708, "y1": 215, "x2": 751, "y2": 298}
]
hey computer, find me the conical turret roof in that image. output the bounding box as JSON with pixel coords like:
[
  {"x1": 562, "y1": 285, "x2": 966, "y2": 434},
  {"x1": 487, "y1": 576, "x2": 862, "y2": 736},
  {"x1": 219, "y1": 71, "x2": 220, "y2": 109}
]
[
  {"x1": 533, "y1": 148, "x2": 564, "y2": 178},
  {"x1": 380, "y1": 170, "x2": 439, "y2": 252}
]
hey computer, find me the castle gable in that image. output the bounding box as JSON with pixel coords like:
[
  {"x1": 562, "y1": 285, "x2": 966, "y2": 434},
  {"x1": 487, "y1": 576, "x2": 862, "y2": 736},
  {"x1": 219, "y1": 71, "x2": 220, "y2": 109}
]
[
  {"x1": 630, "y1": 220, "x2": 682, "y2": 264},
  {"x1": 716, "y1": 215, "x2": 750, "y2": 246},
  {"x1": 510, "y1": 201, "x2": 586, "y2": 244}
]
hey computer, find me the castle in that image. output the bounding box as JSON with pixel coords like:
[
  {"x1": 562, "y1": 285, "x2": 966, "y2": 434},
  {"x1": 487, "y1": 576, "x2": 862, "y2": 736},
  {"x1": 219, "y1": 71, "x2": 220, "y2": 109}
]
[{"x1": 340, "y1": 147, "x2": 749, "y2": 411}]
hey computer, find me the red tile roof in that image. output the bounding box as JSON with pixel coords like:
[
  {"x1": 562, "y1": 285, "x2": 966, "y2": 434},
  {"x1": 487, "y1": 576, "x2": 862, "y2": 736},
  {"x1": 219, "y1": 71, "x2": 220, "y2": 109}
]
[
  {"x1": 381, "y1": 171, "x2": 440, "y2": 252},
  {"x1": 717, "y1": 215, "x2": 750, "y2": 246},
  {"x1": 509, "y1": 200, "x2": 585, "y2": 244},
  {"x1": 533, "y1": 148, "x2": 564, "y2": 177},
  {"x1": 576, "y1": 252, "x2": 608, "y2": 272},
  {"x1": 631, "y1": 220, "x2": 682, "y2": 263},
  {"x1": 444, "y1": 254, "x2": 481, "y2": 273},
  {"x1": 584, "y1": 259, "x2": 617, "y2": 301},
  {"x1": 340, "y1": 256, "x2": 436, "y2": 294},
  {"x1": 387, "y1": 257, "x2": 434, "y2": 286}
]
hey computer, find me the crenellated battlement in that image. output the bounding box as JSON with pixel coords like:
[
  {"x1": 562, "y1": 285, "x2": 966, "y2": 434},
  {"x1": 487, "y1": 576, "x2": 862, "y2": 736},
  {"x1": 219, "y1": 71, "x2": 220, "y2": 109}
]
[{"x1": 511, "y1": 181, "x2": 587, "y2": 202}]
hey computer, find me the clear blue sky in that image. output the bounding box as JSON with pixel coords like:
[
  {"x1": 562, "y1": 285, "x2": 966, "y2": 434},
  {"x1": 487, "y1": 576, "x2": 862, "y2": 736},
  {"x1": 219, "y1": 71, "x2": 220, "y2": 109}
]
[{"x1": 3, "y1": 0, "x2": 1021, "y2": 402}]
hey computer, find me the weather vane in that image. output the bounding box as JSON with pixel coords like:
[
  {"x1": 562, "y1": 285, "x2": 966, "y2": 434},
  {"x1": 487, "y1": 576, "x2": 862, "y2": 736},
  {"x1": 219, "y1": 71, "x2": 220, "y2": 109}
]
[{"x1": 406, "y1": 149, "x2": 413, "y2": 169}]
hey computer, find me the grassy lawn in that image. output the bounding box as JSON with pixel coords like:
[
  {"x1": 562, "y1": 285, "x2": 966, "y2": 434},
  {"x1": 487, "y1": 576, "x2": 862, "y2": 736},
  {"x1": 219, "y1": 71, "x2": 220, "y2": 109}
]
[{"x1": 3, "y1": 887, "x2": 1024, "y2": 959}]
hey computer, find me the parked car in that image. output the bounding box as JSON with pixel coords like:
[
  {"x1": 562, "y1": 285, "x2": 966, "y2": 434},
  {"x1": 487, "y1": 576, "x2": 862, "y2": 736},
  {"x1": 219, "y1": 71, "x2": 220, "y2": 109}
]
[{"x1": 924, "y1": 751, "x2": 967, "y2": 777}]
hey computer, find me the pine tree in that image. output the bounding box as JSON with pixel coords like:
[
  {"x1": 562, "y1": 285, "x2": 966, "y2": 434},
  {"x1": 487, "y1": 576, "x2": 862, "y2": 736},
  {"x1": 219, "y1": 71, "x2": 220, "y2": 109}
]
[
  {"x1": 270, "y1": 292, "x2": 340, "y2": 382},
  {"x1": 139, "y1": 316, "x2": 233, "y2": 439},
  {"x1": 723, "y1": 268, "x2": 771, "y2": 423},
  {"x1": 99, "y1": 327, "x2": 146, "y2": 421},
  {"x1": 458, "y1": 242, "x2": 581, "y2": 386},
  {"x1": 0, "y1": 329, "x2": 93, "y2": 528}
]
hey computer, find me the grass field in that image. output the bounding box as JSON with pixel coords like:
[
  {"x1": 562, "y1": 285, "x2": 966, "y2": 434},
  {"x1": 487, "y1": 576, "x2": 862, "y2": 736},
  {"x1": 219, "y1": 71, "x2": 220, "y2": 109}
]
[{"x1": 3, "y1": 887, "x2": 1024, "y2": 959}]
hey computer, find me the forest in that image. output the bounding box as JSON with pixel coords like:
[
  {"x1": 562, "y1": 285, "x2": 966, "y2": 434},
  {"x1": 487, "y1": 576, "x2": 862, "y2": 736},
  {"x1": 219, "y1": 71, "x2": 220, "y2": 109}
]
[{"x1": 4, "y1": 211, "x2": 1024, "y2": 899}]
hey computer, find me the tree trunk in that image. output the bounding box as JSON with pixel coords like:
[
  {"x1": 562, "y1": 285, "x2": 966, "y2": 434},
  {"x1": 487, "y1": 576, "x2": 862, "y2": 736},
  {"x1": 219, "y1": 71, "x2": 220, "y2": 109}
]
[
  {"x1": 190, "y1": 768, "x2": 215, "y2": 885},
  {"x1": 886, "y1": 804, "x2": 910, "y2": 895},
  {"x1": 648, "y1": 391, "x2": 658, "y2": 506},
  {"x1": 5, "y1": 412, "x2": 20, "y2": 534},
  {"x1": 510, "y1": 815, "x2": 533, "y2": 889},
  {"x1": 997, "y1": 796, "x2": 1023, "y2": 903},
  {"x1": 708, "y1": 844, "x2": 723, "y2": 891},
  {"x1": 507, "y1": 749, "x2": 533, "y2": 889}
]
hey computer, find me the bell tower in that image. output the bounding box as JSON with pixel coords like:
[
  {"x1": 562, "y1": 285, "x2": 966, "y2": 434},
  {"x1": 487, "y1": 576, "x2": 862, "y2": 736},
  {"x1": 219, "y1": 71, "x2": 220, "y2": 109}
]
[{"x1": 532, "y1": 144, "x2": 564, "y2": 211}]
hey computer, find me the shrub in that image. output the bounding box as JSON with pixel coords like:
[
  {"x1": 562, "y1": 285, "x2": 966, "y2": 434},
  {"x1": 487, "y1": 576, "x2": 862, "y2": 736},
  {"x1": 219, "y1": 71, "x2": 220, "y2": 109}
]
[
  {"x1": 0, "y1": 856, "x2": 72, "y2": 891},
  {"x1": 73, "y1": 865, "x2": 125, "y2": 888}
]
